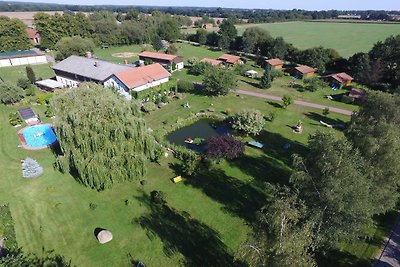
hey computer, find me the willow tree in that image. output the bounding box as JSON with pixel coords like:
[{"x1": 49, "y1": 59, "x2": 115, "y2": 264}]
[{"x1": 51, "y1": 83, "x2": 154, "y2": 190}]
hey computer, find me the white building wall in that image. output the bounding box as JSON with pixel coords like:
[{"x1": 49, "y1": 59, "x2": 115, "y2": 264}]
[
  {"x1": 175, "y1": 62, "x2": 184, "y2": 70},
  {"x1": 0, "y1": 59, "x2": 11, "y2": 67},
  {"x1": 132, "y1": 77, "x2": 170, "y2": 92},
  {"x1": 55, "y1": 76, "x2": 80, "y2": 88},
  {"x1": 2, "y1": 55, "x2": 47, "y2": 67}
]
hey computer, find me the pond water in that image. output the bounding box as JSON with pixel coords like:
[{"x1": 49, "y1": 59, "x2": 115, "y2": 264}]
[{"x1": 166, "y1": 119, "x2": 230, "y2": 152}]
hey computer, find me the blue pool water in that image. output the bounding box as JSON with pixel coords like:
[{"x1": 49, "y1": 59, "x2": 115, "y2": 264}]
[{"x1": 22, "y1": 124, "x2": 57, "y2": 148}]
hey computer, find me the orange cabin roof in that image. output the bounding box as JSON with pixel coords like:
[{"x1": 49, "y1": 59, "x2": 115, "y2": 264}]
[
  {"x1": 295, "y1": 65, "x2": 316, "y2": 74},
  {"x1": 200, "y1": 58, "x2": 223, "y2": 66},
  {"x1": 218, "y1": 54, "x2": 241, "y2": 64},
  {"x1": 326, "y1": 72, "x2": 354, "y2": 83},
  {"x1": 266, "y1": 58, "x2": 283, "y2": 66},
  {"x1": 114, "y1": 63, "x2": 171, "y2": 89}
]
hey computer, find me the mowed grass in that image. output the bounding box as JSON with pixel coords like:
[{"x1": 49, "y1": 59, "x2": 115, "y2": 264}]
[
  {"x1": 183, "y1": 21, "x2": 400, "y2": 58},
  {"x1": 0, "y1": 63, "x2": 55, "y2": 84}
]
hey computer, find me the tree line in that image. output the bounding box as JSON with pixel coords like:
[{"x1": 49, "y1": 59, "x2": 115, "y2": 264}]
[{"x1": 1, "y1": 1, "x2": 400, "y2": 22}]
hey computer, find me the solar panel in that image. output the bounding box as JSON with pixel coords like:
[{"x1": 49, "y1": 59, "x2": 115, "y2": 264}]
[{"x1": 18, "y1": 107, "x2": 37, "y2": 120}]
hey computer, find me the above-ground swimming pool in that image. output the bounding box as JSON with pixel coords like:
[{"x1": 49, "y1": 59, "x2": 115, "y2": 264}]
[{"x1": 19, "y1": 124, "x2": 57, "y2": 150}]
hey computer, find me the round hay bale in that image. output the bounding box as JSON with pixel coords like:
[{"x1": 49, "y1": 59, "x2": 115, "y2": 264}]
[{"x1": 96, "y1": 230, "x2": 113, "y2": 244}]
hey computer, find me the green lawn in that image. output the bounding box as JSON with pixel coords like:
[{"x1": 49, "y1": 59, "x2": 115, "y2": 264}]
[
  {"x1": 183, "y1": 21, "x2": 400, "y2": 58},
  {"x1": 0, "y1": 64, "x2": 55, "y2": 84}
]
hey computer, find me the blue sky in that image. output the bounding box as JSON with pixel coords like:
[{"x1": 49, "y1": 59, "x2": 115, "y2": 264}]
[{"x1": 5, "y1": 0, "x2": 400, "y2": 10}]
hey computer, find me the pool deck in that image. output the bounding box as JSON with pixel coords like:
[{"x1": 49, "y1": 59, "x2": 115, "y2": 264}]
[{"x1": 18, "y1": 123, "x2": 57, "y2": 150}]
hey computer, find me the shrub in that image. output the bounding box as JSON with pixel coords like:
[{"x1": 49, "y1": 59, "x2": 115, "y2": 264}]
[
  {"x1": 17, "y1": 78, "x2": 31, "y2": 89},
  {"x1": 205, "y1": 134, "x2": 245, "y2": 161},
  {"x1": 25, "y1": 85, "x2": 36, "y2": 96},
  {"x1": 142, "y1": 102, "x2": 157, "y2": 113},
  {"x1": 282, "y1": 95, "x2": 293, "y2": 108},
  {"x1": 44, "y1": 105, "x2": 54, "y2": 117},
  {"x1": 9, "y1": 112, "x2": 23, "y2": 126},
  {"x1": 26, "y1": 65, "x2": 36, "y2": 83},
  {"x1": 267, "y1": 111, "x2": 276, "y2": 122},
  {"x1": 323, "y1": 107, "x2": 330, "y2": 116},
  {"x1": 0, "y1": 82, "x2": 24, "y2": 104},
  {"x1": 177, "y1": 80, "x2": 195, "y2": 93},
  {"x1": 89, "y1": 203, "x2": 97, "y2": 210},
  {"x1": 341, "y1": 95, "x2": 354, "y2": 104},
  {"x1": 189, "y1": 62, "x2": 211, "y2": 75},
  {"x1": 304, "y1": 77, "x2": 325, "y2": 92},
  {"x1": 232, "y1": 109, "x2": 266, "y2": 136},
  {"x1": 187, "y1": 57, "x2": 199, "y2": 66},
  {"x1": 225, "y1": 107, "x2": 232, "y2": 115},
  {"x1": 161, "y1": 95, "x2": 169, "y2": 103}
]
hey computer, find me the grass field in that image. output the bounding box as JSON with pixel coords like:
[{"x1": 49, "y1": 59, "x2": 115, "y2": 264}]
[
  {"x1": 0, "y1": 64, "x2": 55, "y2": 84},
  {"x1": 183, "y1": 21, "x2": 400, "y2": 58}
]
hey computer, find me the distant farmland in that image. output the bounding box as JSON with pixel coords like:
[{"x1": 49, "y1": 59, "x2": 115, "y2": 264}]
[{"x1": 184, "y1": 21, "x2": 400, "y2": 58}]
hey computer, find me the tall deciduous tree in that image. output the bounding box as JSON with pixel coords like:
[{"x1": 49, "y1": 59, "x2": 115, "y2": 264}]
[
  {"x1": 51, "y1": 83, "x2": 155, "y2": 191},
  {"x1": 202, "y1": 67, "x2": 236, "y2": 96},
  {"x1": 151, "y1": 34, "x2": 163, "y2": 51},
  {"x1": 346, "y1": 91, "x2": 400, "y2": 214},
  {"x1": 157, "y1": 18, "x2": 181, "y2": 42},
  {"x1": 232, "y1": 109, "x2": 266, "y2": 136},
  {"x1": 0, "y1": 16, "x2": 31, "y2": 52},
  {"x1": 291, "y1": 131, "x2": 374, "y2": 249},
  {"x1": 237, "y1": 187, "x2": 316, "y2": 267},
  {"x1": 218, "y1": 19, "x2": 237, "y2": 49},
  {"x1": 55, "y1": 36, "x2": 95, "y2": 61},
  {"x1": 242, "y1": 27, "x2": 271, "y2": 53},
  {"x1": 195, "y1": 28, "x2": 208, "y2": 45}
]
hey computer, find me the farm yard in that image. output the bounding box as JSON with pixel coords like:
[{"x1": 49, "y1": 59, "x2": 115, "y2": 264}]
[
  {"x1": 183, "y1": 21, "x2": 400, "y2": 58},
  {"x1": 0, "y1": 6, "x2": 399, "y2": 266}
]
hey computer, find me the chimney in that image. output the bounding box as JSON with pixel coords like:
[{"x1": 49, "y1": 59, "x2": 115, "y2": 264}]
[
  {"x1": 86, "y1": 51, "x2": 92, "y2": 58},
  {"x1": 94, "y1": 61, "x2": 99, "y2": 67}
]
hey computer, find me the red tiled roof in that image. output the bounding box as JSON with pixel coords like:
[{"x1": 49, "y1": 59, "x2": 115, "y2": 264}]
[
  {"x1": 349, "y1": 88, "x2": 367, "y2": 99},
  {"x1": 295, "y1": 65, "x2": 316, "y2": 74},
  {"x1": 26, "y1": 27, "x2": 38, "y2": 39},
  {"x1": 200, "y1": 58, "x2": 223, "y2": 66},
  {"x1": 115, "y1": 63, "x2": 171, "y2": 89},
  {"x1": 138, "y1": 51, "x2": 178, "y2": 62},
  {"x1": 326, "y1": 72, "x2": 354, "y2": 83},
  {"x1": 218, "y1": 54, "x2": 241, "y2": 64},
  {"x1": 266, "y1": 58, "x2": 283, "y2": 66}
]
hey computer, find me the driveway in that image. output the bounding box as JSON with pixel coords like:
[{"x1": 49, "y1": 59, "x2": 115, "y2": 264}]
[
  {"x1": 374, "y1": 214, "x2": 400, "y2": 267},
  {"x1": 236, "y1": 89, "x2": 354, "y2": 116}
]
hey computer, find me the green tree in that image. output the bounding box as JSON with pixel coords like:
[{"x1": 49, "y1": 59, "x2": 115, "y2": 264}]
[
  {"x1": 152, "y1": 34, "x2": 163, "y2": 51},
  {"x1": 218, "y1": 19, "x2": 237, "y2": 49},
  {"x1": 125, "y1": 8, "x2": 139, "y2": 21},
  {"x1": 25, "y1": 65, "x2": 36, "y2": 83},
  {"x1": 51, "y1": 83, "x2": 155, "y2": 191},
  {"x1": 297, "y1": 46, "x2": 330, "y2": 74},
  {"x1": 303, "y1": 76, "x2": 325, "y2": 92},
  {"x1": 346, "y1": 91, "x2": 400, "y2": 214},
  {"x1": 237, "y1": 188, "x2": 316, "y2": 267},
  {"x1": 120, "y1": 20, "x2": 147, "y2": 44},
  {"x1": 242, "y1": 26, "x2": 271, "y2": 53},
  {"x1": 348, "y1": 52, "x2": 372, "y2": 83},
  {"x1": 196, "y1": 28, "x2": 208, "y2": 45},
  {"x1": 232, "y1": 109, "x2": 266, "y2": 136},
  {"x1": 157, "y1": 18, "x2": 180, "y2": 42},
  {"x1": 202, "y1": 67, "x2": 237, "y2": 96},
  {"x1": 260, "y1": 67, "x2": 272, "y2": 89},
  {"x1": 282, "y1": 95, "x2": 293, "y2": 109},
  {"x1": 166, "y1": 44, "x2": 178, "y2": 55},
  {"x1": 0, "y1": 16, "x2": 31, "y2": 52},
  {"x1": 55, "y1": 36, "x2": 95, "y2": 61},
  {"x1": 0, "y1": 82, "x2": 24, "y2": 104},
  {"x1": 322, "y1": 107, "x2": 330, "y2": 117},
  {"x1": 291, "y1": 131, "x2": 374, "y2": 249},
  {"x1": 189, "y1": 61, "x2": 212, "y2": 75}
]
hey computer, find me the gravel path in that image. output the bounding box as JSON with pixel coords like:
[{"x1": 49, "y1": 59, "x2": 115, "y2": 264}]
[{"x1": 236, "y1": 89, "x2": 354, "y2": 116}]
